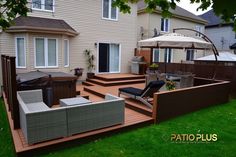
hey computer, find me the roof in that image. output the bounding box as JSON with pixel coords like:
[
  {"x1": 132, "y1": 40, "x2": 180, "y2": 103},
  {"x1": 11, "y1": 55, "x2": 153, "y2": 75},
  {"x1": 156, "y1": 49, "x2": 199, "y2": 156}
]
[
  {"x1": 137, "y1": 0, "x2": 207, "y2": 25},
  {"x1": 195, "y1": 52, "x2": 236, "y2": 62},
  {"x1": 199, "y1": 10, "x2": 233, "y2": 27},
  {"x1": 6, "y1": 16, "x2": 78, "y2": 36}
]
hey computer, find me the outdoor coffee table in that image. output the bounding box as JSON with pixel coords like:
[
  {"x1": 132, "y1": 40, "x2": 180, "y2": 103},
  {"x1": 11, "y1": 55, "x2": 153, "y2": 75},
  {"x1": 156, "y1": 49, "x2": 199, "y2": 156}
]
[{"x1": 60, "y1": 97, "x2": 92, "y2": 107}]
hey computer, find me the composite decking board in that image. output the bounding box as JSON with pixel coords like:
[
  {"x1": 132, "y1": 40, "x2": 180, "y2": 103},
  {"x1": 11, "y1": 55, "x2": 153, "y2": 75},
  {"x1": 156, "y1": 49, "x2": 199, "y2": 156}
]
[{"x1": 3, "y1": 93, "x2": 153, "y2": 154}]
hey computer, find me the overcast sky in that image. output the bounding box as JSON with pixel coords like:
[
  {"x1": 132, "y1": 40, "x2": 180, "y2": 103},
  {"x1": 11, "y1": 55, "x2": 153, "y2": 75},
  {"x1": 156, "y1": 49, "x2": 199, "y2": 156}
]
[{"x1": 176, "y1": 1, "x2": 212, "y2": 15}]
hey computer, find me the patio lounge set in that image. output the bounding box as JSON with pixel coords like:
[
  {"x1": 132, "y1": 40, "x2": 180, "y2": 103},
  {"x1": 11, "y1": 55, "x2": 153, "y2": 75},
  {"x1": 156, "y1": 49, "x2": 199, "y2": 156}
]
[
  {"x1": 145, "y1": 70, "x2": 195, "y2": 89},
  {"x1": 17, "y1": 89, "x2": 125, "y2": 144}
]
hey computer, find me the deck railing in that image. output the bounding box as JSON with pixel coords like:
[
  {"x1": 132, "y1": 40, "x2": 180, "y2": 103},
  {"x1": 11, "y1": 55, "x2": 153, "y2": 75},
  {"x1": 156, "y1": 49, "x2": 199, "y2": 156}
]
[
  {"x1": 152, "y1": 78, "x2": 231, "y2": 123},
  {"x1": 1, "y1": 55, "x2": 19, "y2": 129}
]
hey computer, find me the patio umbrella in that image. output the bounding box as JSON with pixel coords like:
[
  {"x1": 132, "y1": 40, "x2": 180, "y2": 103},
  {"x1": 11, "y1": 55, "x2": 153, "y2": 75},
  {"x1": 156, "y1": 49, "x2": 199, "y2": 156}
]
[
  {"x1": 138, "y1": 33, "x2": 214, "y2": 73},
  {"x1": 138, "y1": 33, "x2": 213, "y2": 49}
]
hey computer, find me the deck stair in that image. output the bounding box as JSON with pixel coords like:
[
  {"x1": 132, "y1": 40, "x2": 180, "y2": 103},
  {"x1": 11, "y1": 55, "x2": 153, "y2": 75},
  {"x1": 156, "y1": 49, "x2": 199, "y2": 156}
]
[
  {"x1": 84, "y1": 74, "x2": 145, "y2": 86},
  {"x1": 82, "y1": 74, "x2": 152, "y2": 116}
]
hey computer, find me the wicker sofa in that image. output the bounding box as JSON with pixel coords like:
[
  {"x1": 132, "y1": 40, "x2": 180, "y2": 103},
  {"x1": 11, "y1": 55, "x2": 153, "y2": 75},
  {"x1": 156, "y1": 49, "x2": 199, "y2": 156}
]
[
  {"x1": 17, "y1": 90, "x2": 125, "y2": 144},
  {"x1": 17, "y1": 90, "x2": 67, "y2": 144},
  {"x1": 66, "y1": 94, "x2": 125, "y2": 136}
]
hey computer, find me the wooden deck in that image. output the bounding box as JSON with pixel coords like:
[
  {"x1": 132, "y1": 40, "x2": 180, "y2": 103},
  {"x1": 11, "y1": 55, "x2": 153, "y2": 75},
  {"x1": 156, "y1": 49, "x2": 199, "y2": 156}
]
[{"x1": 3, "y1": 74, "x2": 155, "y2": 156}]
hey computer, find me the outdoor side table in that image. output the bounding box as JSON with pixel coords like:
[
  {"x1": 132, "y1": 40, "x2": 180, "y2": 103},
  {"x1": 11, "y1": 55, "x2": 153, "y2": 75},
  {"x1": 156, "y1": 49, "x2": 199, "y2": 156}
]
[{"x1": 60, "y1": 97, "x2": 92, "y2": 107}]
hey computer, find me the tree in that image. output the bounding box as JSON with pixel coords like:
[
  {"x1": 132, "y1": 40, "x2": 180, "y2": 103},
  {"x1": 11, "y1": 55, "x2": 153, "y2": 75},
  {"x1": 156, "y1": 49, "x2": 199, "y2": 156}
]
[
  {"x1": 113, "y1": 0, "x2": 236, "y2": 30},
  {"x1": 0, "y1": 0, "x2": 28, "y2": 30}
]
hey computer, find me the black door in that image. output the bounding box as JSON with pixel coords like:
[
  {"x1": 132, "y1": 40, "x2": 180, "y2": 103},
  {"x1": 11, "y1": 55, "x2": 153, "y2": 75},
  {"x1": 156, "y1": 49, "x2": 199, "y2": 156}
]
[{"x1": 99, "y1": 43, "x2": 110, "y2": 72}]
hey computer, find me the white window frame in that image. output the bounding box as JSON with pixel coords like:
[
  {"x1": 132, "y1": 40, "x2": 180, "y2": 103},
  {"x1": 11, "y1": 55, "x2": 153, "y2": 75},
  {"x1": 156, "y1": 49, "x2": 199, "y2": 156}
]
[
  {"x1": 96, "y1": 42, "x2": 121, "y2": 74},
  {"x1": 15, "y1": 37, "x2": 26, "y2": 68},
  {"x1": 161, "y1": 18, "x2": 170, "y2": 32},
  {"x1": 195, "y1": 25, "x2": 203, "y2": 37},
  {"x1": 64, "y1": 39, "x2": 69, "y2": 67},
  {"x1": 102, "y1": 0, "x2": 118, "y2": 21},
  {"x1": 186, "y1": 49, "x2": 195, "y2": 61},
  {"x1": 32, "y1": 0, "x2": 55, "y2": 12},
  {"x1": 152, "y1": 48, "x2": 160, "y2": 62},
  {"x1": 164, "y1": 48, "x2": 173, "y2": 63},
  {"x1": 34, "y1": 37, "x2": 58, "y2": 68}
]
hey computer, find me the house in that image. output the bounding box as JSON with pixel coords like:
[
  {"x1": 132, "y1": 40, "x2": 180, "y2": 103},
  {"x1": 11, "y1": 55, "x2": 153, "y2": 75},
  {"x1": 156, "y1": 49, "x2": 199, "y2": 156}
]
[
  {"x1": 137, "y1": 0, "x2": 208, "y2": 64},
  {"x1": 200, "y1": 10, "x2": 236, "y2": 53},
  {"x1": 195, "y1": 52, "x2": 236, "y2": 66},
  {"x1": 0, "y1": 0, "x2": 137, "y2": 91}
]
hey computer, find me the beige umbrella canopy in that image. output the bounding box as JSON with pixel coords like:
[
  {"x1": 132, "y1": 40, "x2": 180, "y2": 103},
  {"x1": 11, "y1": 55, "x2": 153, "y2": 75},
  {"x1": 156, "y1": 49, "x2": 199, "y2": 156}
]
[{"x1": 138, "y1": 33, "x2": 213, "y2": 50}]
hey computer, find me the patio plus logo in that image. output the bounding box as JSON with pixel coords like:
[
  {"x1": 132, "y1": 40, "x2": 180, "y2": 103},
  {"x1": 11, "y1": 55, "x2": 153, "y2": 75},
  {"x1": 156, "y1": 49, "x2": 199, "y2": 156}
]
[{"x1": 171, "y1": 134, "x2": 217, "y2": 143}]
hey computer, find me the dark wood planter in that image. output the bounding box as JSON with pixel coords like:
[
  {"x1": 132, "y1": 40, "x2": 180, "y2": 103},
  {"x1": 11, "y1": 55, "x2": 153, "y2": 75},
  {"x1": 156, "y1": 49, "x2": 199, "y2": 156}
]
[{"x1": 87, "y1": 72, "x2": 95, "y2": 79}]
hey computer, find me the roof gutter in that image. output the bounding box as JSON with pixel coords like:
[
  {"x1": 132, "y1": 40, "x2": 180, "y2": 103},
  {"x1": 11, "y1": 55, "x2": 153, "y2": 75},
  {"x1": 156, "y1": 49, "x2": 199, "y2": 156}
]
[{"x1": 6, "y1": 26, "x2": 79, "y2": 37}]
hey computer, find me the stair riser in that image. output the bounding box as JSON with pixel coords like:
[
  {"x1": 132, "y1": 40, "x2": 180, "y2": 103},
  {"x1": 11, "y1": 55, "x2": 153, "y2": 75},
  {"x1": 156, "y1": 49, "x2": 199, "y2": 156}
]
[
  {"x1": 87, "y1": 79, "x2": 145, "y2": 86},
  {"x1": 84, "y1": 87, "x2": 105, "y2": 98},
  {"x1": 125, "y1": 103, "x2": 152, "y2": 117},
  {"x1": 94, "y1": 76, "x2": 145, "y2": 81},
  {"x1": 82, "y1": 81, "x2": 94, "y2": 86}
]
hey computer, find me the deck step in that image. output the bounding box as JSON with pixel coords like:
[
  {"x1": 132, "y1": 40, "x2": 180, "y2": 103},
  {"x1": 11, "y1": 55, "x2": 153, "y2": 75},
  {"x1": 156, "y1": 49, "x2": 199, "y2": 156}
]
[
  {"x1": 125, "y1": 99, "x2": 153, "y2": 117},
  {"x1": 84, "y1": 86, "x2": 152, "y2": 117},
  {"x1": 82, "y1": 81, "x2": 95, "y2": 86},
  {"x1": 94, "y1": 74, "x2": 145, "y2": 81},
  {"x1": 84, "y1": 87, "x2": 105, "y2": 98},
  {"x1": 87, "y1": 78, "x2": 145, "y2": 86}
]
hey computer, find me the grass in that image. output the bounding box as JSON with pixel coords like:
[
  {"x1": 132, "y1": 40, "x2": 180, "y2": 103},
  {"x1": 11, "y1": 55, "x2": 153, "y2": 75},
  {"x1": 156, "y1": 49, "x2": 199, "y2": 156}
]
[{"x1": 1, "y1": 99, "x2": 236, "y2": 157}]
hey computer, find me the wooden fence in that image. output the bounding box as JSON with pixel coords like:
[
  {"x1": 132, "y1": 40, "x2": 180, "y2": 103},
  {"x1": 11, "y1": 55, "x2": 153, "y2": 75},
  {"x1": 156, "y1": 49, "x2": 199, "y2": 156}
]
[
  {"x1": 1, "y1": 55, "x2": 19, "y2": 129},
  {"x1": 157, "y1": 63, "x2": 236, "y2": 96}
]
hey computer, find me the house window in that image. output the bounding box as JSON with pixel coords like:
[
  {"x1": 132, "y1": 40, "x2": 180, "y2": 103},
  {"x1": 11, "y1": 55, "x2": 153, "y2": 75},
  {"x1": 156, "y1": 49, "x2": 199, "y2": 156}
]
[
  {"x1": 164, "y1": 48, "x2": 172, "y2": 63},
  {"x1": 64, "y1": 39, "x2": 69, "y2": 67},
  {"x1": 32, "y1": 0, "x2": 54, "y2": 12},
  {"x1": 195, "y1": 25, "x2": 203, "y2": 37},
  {"x1": 186, "y1": 49, "x2": 194, "y2": 61},
  {"x1": 15, "y1": 37, "x2": 26, "y2": 68},
  {"x1": 161, "y1": 18, "x2": 169, "y2": 32},
  {"x1": 153, "y1": 49, "x2": 160, "y2": 62},
  {"x1": 102, "y1": 0, "x2": 118, "y2": 20},
  {"x1": 35, "y1": 38, "x2": 58, "y2": 68}
]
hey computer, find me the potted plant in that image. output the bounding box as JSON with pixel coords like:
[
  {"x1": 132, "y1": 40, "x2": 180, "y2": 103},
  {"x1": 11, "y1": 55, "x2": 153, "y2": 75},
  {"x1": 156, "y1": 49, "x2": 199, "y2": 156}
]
[
  {"x1": 166, "y1": 80, "x2": 176, "y2": 90},
  {"x1": 84, "y1": 49, "x2": 95, "y2": 79},
  {"x1": 74, "y1": 67, "x2": 84, "y2": 77},
  {"x1": 149, "y1": 63, "x2": 159, "y2": 72}
]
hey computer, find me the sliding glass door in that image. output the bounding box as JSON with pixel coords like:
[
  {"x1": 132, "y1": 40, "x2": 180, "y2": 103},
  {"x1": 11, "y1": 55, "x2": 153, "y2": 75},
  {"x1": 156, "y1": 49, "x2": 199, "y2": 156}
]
[{"x1": 98, "y1": 43, "x2": 120, "y2": 73}]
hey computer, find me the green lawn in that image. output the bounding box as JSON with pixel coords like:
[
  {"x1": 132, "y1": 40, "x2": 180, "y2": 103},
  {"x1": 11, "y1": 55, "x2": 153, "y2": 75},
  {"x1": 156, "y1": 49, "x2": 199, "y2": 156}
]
[{"x1": 1, "y1": 99, "x2": 236, "y2": 157}]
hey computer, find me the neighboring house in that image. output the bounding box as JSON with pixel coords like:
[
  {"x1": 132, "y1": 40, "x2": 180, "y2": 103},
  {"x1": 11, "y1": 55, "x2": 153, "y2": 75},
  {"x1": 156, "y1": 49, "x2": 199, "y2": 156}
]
[
  {"x1": 0, "y1": 0, "x2": 137, "y2": 88},
  {"x1": 200, "y1": 9, "x2": 236, "y2": 53},
  {"x1": 194, "y1": 52, "x2": 236, "y2": 66},
  {"x1": 137, "y1": 0, "x2": 208, "y2": 64}
]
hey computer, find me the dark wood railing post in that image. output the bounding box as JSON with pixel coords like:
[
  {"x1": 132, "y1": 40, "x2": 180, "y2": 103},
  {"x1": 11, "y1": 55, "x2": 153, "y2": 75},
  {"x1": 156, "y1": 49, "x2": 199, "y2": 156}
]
[
  {"x1": 5, "y1": 56, "x2": 11, "y2": 111},
  {"x1": 152, "y1": 94, "x2": 158, "y2": 123},
  {"x1": 9, "y1": 56, "x2": 20, "y2": 129},
  {"x1": 1, "y1": 55, "x2": 6, "y2": 94}
]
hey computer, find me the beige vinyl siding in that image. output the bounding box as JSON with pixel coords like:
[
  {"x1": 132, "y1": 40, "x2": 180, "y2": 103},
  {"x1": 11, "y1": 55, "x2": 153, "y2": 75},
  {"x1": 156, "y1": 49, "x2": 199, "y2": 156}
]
[
  {"x1": 27, "y1": 0, "x2": 137, "y2": 76},
  {"x1": 0, "y1": 0, "x2": 137, "y2": 86},
  {"x1": 0, "y1": 32, "x2": 15, "y2": 95},
  {"x1": 138, "y1": 12, "x2": 206, "y2": 63},
  {"x1": 137, "y1": 13, "x2": 149, "y2": 40}
]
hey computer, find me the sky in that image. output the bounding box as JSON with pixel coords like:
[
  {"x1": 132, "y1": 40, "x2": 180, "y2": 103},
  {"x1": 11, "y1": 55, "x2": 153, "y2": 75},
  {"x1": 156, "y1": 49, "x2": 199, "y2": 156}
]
[{"x1": 176, "y1": 1, "x2": 212, "y2": 15}]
